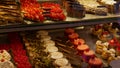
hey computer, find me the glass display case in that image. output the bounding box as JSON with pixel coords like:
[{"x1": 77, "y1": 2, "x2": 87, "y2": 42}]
[{"x1": 0, "y1": 0, "x2": 120, "y2": 68}]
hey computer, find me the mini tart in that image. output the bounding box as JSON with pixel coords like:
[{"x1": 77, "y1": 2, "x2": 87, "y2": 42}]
[
  {"x1": 98, "y1": 31, "x2": 112, "y2": 41},
  {"x1": 51, "y1": 52, "x2": 63, "y2": 59},
  {"x1": 65, "y1": 28, "x2": 75, "y2": 35},
  {"x1": 73, "y1": 38, "x2": 85, "y2": 46},
  {"x1": 40, "y1": 35, "x2": 51, "y2": 42},
  {"x1": 0, "y1": 60, "x2": 14, "y2": 68},
  {"x1": 46, "y1": 46, "x2": 58, "y2": 53},
  {"x1": 109, "y1": 39, "x2": 118, "y2": 49},
  {"x1": 0, "y1": 50, "x2": 11, "y2": 61},
  {"x1": 88, "y1": 57, "x2": 103, "y2": 68},
  {"x1": 43, "y1": 40, "x2": 55, "y2": 47},
  {"x1": 84, "y1": 50, "x2": 95, "y2": 56},
  {"x1": 83, "y1": 50, "x2": 95, "y2": 62},
  {"x1": 77, "y1": 44, "x2": 89, "y2": 55},
  {"x1": 68, "y1": 33, "x2": 79, "y2": 41},
  {"x1": 54, "y1": 58, "x2": 69, "y2": 67},
  {"x1": 77, "y1": 44, "x2": 89, "y2": 50}
]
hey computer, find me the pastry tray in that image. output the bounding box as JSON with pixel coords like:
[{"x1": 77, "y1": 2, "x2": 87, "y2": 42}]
[{"x1": 48, "y1": 26, "x2": 109, "y2": 68}]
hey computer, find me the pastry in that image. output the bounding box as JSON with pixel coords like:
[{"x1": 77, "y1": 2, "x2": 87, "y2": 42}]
[
  {"x1": 88, "y1": 57, "x2": 103, "y2": 68},
  {"x1": 50, "y1": 52, "x2": 63, "y2": 59},
  {"x1": 0, "y1": 50, "x2": 11, "y2": 61},
  {"x1": 40, "y1": 35, "x2": 51, "y2": 42},
  {"x1": 109, "y1": 38, "x2": 118, "y2": 49},
  {"x1": 46, "y1": 46, "x2": 58, "y2": 53},
  {"x1": 83, "y1": 50, "x2": 95, "y2": 62},
  {"x1": 92, "y1": 25, "x2": 103, "y2": 36},
  {"x1": 65, "y1": 28, "x2": 75, "y2": 36},
  {"x1": 54, "y1": 58, "x2": 69, "y2": 67},
  {"x1": 101, "y1": 50, "x2": 111, "y2": 59},
  {"x1": 43, "y1": 40, "x2": 55, "y2": 47},
  {"x1": 0, "y1": 60, "x2": 15, "y2": 68},
  {"x1": 77, "y1": 44, "x2": 89, "y2": 55},
  {"x1": 68, "y1": 33, "x2": 79, "y2": 42},
  {"x1": 73, "y1": 38, "x2": 85, "y2": 48},
  {"x1": 99, "y1": 31, "x2": 112, "y2": 41}
]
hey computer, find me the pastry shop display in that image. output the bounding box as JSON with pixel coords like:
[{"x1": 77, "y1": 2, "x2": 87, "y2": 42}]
[
  {"x1": 77, "y1": 0, "x2": 108, "y2": 15},
  {"x1": 55, "y1": 27, "x2": 105, "y2": 67},
  {"x1": 88, "y1": 57, "x2": 103, "y2": 68},
  {"x1": 0, "y1": 0, "x2": 23, "y2": 25}
]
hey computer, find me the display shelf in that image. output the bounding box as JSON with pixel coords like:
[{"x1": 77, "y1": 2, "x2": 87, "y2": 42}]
[
  {"x1": 0, "y1": 14, "x2": 119, "y2": 33},
  {"x1": 48, "y1": 27, "x2": 109, "y2": 68}
]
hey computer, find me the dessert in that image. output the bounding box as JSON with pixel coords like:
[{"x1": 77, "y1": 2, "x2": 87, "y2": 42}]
[
  {"x1": 65, "y1": 1, "x2": 85, "y2": 18},
  {"x1": 78, "y1": 0, "x2": 108, "y2": 15},
  {"x1": 65, "y1": 28, "x2": 75, "y2": 36},
  {"x1": 40, "y1": 35, "x2": 51, "y2": 42},
  {"x1": 101, "y1": 50, "x2": 111, "y2": 59},
  {"x1": 54, "y1": 58, "x2": 69, "y2": 67},
  {"x1": 83, "y1": 50, "x2": 95, "y2": 62},
  {"x1": 46, "y1": 46, "x2": 58, "y2": 53},
  {"x1": 73, "y1": 38, "x2": 85, "y2": 48},
  {"x1": 96, "y1": 40, "x2": 109, "y2": 54},
  {"x1": 108, "y1": 38, "x2": 118, "y2": 49},
  {"x1": 0, "y1": 50, "x2": 11, "y2": 61},
  {"x1": 43, "y1": 40, "x2": 55, "y2": 47},
  {"x1": 50, "y1": 52, "x2": 64, "y2": 59},
  {"x1": 77, "y1": 44, "x2": 89, "y2": 55},
  {"x1": 98, "y1": 31, "x2": 112, "y2": 41},
  {"x1": 68, "y1": 33, "x2": 79, "y2": 42},
  {"x1": 97, "y1": 0, "x2": 118, "y2": 13},
  {"x1": 88, "y1": 57, "x2": 103, "y2": 68},
  {"x1": 0, "y1": 60, "x2": 15, "y2": 68},
  {"x1": 91, "y1": 24, "x2": 103, "y2": 36},
  {"x1": 0, "y1": 0, "x2": 23, "y2": 24}
]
